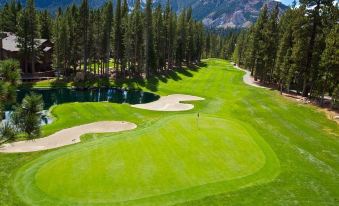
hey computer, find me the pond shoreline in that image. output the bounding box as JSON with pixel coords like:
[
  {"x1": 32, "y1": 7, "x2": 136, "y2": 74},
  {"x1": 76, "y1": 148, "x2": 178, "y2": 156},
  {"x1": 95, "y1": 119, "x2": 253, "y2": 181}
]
[{"x1": 11, "y1": 87, "x2": 160, "y2": 110}]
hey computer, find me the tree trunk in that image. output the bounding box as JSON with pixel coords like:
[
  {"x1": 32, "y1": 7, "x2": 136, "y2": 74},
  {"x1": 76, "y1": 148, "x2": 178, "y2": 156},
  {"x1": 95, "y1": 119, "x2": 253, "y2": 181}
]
[
  {"x1": 24, "y1": 57, "x2": 28, "y2": 73},
  {"x1": 320, "y1": 74, "x2": 328, "y2": 107},
  {"x1": 31, "y1": 51, "x2": 35, "y2": 73}
]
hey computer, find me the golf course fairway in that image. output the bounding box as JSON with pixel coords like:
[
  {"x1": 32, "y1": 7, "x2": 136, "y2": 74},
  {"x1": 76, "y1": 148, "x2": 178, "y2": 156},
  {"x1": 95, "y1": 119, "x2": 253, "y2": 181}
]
[{"x1": 1, "y1": 59, "x2": 338, "y2": 206}]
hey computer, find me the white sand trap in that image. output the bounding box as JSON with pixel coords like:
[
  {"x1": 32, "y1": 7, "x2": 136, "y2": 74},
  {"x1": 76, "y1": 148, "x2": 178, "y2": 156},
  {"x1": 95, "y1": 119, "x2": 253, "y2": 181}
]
[
  {"x1": 132, "y1": 94, "x2": 204, "y2": 111},
  {"x1": 0, "y1": 121, "x2": 137, "y2": 153},
  {"x1": 234, "y1": 64, "x2": 268, "y2": 89}
]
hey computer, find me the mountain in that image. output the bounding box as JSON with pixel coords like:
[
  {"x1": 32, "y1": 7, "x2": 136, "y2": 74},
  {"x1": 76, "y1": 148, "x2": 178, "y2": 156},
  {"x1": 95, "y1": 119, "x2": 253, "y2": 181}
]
[
  {"x1": 0, "y1": 0, "x2": 288, "y2": 28},
  {"x1": 154, "y1": 0, "x2": 289, "y2": 28}
]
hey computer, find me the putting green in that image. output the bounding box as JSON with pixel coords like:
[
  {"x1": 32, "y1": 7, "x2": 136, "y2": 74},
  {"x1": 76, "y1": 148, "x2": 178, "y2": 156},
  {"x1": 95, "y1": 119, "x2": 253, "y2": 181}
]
[{"x1": 13, "y1": 115, "x2": 279, "y2": 205}]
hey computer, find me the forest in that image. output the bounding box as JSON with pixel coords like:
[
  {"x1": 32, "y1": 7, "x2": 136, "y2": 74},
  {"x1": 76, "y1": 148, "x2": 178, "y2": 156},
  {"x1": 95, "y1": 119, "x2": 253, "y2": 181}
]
[
  {"x1": 0, "y1": 0, "x2": 232, "y2": 81},
  {"x1": 233, "y1": 0, "x2": 338, "y2": 107}
]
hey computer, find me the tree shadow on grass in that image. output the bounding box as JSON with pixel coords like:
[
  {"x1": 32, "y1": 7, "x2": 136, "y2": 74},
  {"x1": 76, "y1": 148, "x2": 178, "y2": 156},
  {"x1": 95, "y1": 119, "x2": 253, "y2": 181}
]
[
  {"x1": 55, "y1": 62, "x2": 207, "y2": 92},
  {"x1": 176, "y1": 67, "x2": 193, "y2": 77},
  {"x1": 50, "y1": 79, "x2": 70, "y2": 88},
  {"x1": 143, "y1": 62, "x2": 205, "y2": 92},
  {"x1": 190, "y1": 62, "x2": 207, "y2": 71},
  {"x1": 115, "y1": 75, "x2": 146, "y2": 89},
  {"x1": 20, "y1": 78, "x2": 70, "y2": 90},
  {"x1": 145, "y1": 76, "x2": 159, "y2": 92}
]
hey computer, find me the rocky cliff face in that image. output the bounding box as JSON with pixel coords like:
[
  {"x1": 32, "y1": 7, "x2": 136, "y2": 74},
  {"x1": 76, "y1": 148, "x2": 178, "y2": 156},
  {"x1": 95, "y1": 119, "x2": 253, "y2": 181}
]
[
  {"x1": 0, "y1": 0, "x2": 288, "y2": 28},
  {"x1": 181, "y1": 0, "x2": 288, "y2": 28}
]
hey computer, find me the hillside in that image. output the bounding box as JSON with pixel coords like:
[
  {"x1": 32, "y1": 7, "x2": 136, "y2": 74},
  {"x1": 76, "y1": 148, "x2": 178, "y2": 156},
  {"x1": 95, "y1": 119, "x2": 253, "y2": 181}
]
[{"x1": 0, "y1": 0, "x2": 288, "y2": 28}]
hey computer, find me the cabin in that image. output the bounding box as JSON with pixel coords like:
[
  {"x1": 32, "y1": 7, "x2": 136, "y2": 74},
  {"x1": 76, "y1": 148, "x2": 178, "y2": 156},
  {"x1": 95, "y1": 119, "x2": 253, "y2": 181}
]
[{"x1": 0, "y1": 32, "x2": 54, "y2": 81}]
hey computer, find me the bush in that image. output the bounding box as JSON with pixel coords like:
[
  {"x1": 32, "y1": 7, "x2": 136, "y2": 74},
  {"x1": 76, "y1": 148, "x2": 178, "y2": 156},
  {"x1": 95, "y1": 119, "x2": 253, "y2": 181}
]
[
  {"x1": 12, "y1": 93, "x2": 44, "y2": 140},
  {"x1": 0, "y1": 122, "x2": 17, "y2": 143},
  {"x1": 332, "y1": 85, "x2": 339, "y2": 109}
]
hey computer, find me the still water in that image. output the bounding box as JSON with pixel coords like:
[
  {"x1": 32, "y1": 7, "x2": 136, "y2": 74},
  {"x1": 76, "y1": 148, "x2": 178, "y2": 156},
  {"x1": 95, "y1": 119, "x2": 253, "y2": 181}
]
[{"x1": 2, "y1": 88, "x2": 159, "y2": 125}]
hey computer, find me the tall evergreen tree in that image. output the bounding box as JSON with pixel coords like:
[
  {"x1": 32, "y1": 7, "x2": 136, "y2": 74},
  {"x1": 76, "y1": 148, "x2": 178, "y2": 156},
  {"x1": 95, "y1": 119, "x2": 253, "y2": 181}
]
[
  {"x1": 266, "y1": 3, "x2": 280, "y2": 83},
  {"x1": 275, "y1": 8, "x2": 296, "y2": 93},
  {"x1": 0, "y1": 0, "x2": 21, "y2": 33},
  {"x1": 253, "y1": 4, "x2": 268, "y2": 81},
  {"x1": 131, "y1": 0, "x2": 143, "y2": 75},
  {"x1": 153, "y1": 5, "x2": 165, "y2": 71},
  {"x1": 38, "y1": 10, "x2": 52, "y2": 39},
  {"x1": 16, "y1": 0, "x2": 37, "y2": 73},
  {"x1": 144, "y1": 0, "x2": 155, "y2": 77},
  {"x1": 66, "y1": 5, "x2": 81, "y2": 73},
  {"x1": 102, "y1": 2, "x2": 113, "y2": 74},
  {"x1": 176, "y1": 9, "x2": 187, "y2": 67},
  {"x1": 319, "y1": 24, "x2": 339, "y2": 105},
  {"x1": 299, "y1": 0, "x2": 334, "y2": 96},
  {"x1": 80, "y1": 0, "x2": 89, "y2": 73},
  {"x1": 114, "y1": 0, "x2": 123, "y2": 74}
]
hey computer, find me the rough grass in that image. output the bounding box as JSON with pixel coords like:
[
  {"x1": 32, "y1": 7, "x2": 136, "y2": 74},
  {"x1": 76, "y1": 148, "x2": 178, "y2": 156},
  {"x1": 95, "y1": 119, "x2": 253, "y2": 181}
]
[{"x1": 0, "y1": 59, "x2": 338, "y2": 206}]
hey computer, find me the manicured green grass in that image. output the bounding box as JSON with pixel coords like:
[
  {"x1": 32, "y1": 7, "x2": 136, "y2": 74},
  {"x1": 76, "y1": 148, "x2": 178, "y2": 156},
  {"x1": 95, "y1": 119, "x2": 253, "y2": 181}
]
[
  {"x1": 14, "y1": 115, "x2": 278, "y2": 205},
  {"x1": 20, "y1": 79, "x2": 73, "y2": 89},
  {"x1": 1, "y1": 59, "x2": 338, "y2": 205}
]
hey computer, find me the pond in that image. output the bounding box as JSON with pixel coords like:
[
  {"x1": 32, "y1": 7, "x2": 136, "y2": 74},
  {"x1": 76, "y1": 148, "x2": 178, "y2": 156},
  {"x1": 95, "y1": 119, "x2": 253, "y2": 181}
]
[
  {"x1": 16, "y1": 88, "x2": 160, "y2": 110},
  {"x1": 2, "y1": 88, "x2": 159, "y2": 125}
]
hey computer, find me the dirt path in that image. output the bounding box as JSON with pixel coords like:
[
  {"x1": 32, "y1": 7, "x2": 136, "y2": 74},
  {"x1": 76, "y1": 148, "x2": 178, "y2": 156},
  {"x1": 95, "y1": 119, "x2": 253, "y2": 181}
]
[
  {"x1": 235, "y1": 65, "x2": 268, "y2": 89},
  {"x1": 132, "y1": 94, "x2": 204, "y2": 111},
  {"x1": 0, "y1": 121, "x2": 137, "y2": 153}
]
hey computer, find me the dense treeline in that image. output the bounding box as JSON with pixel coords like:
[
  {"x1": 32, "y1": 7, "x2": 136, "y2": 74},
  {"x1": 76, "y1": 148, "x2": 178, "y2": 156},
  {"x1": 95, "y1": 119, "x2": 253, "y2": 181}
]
[
  {"x1": 0, "y1": 0, "x2": 229, "y2": 81},
  {"x1": 233, "y1": 0, "x2": 339, "y2": 107}
]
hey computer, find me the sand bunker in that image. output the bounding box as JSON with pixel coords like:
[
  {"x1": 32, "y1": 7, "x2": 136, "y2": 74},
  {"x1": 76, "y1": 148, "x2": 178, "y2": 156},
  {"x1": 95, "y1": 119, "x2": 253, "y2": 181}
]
[
  {"x1": 132, "y1": 94, "x2": 204, "y2": 111},
  {"x1": 0, "y1": 121, "x2": 137, "y2": 153}
]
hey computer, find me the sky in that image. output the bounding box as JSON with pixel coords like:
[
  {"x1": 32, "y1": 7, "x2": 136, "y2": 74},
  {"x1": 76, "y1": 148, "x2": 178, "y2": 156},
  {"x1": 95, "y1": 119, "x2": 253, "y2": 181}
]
[{"x1": 278, "y1": 0, "x2": 297, "y2": 6}]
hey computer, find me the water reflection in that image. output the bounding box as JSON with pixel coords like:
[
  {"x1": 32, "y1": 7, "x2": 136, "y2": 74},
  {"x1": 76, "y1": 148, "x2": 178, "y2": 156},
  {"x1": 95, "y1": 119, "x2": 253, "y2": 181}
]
[
  {"x1": 15, "y1": 88, "x2": 159, "y2": 110},
  {"x1": 1, "y1": 88, "x2": 159, "y2": 126}
]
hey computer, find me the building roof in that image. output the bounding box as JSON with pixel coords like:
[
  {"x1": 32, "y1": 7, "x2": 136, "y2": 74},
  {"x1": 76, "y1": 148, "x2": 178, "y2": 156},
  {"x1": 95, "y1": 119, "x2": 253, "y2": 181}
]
[
  {"x1": 43, "y1": 46, "x2": 52, "y2": 52},
  {"x1": 1, "y1": 32, "x2": 48, "y2": 52}
]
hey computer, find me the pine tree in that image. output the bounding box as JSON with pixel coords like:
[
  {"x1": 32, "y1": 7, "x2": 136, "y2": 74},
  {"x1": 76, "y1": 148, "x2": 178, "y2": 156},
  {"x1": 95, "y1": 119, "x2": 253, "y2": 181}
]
[
  {"x1": 244, "y1": 27, "x2": 257, "y2": 76},
  {"x1": 87, "y1": 10, "x2": 96, "y2": 73},
  {"x1": 266, "y1": 3, "x2": 280, "y2": 83},
  {"x1": 193, "y1": 22, "x2": 204, "y2": 63},
  {"x1": 319, "y1": 24, "x2": 339, "y2": 105},
  {"x1": 66, "y1": 5, "x2": 81, "y2": 73},
  {"x1": 114, "y1": 0, "x2": 123, "y2": 74},
  {"x1": 233, "y1": 30, "x2": 247, "y2": 65},
  {"x1": 80, "y1": 0, "x2": 89, "y2": 73},
  {"x1": 290, "y1": 6, "x2": 309, "y2": 94},
  {"x1": 176, "y1": 9, "x2": 187, "y2": 67},
  {"x1": 131, "y1": 0, "x2": 143, "y2": 75},
  {"x1": 16, "y1": 0, "x2": 37, "y2": 73},
  {"x1": 38, "y1": 10, "x2": 52, "y2": 39},
  {"x1": 205, "y1": 33, "x2": 211, "y2": 58},
  {"x1": 144, "y1": 0, "x2": 155, "y2": 77},
  {"x1": 275, "y1": 8, "x2": 296, "y2": 93},
  {"x1": 299, "y1": 0, "x2": 334, "y2": 97},
  {"x1": 186, "y1": 8, "x2": 194, "y2": 65},
  {"x1": 153, "y1": 5, "x2": 165, "y2": 71},
  {"x1": 253, "y1": 4, "x2": 268, "y2": 81},
  {"x1": 0, "y1": 0, "x2": 22, "y2": 33},
  {"x1": 52, "y1": 9, "x2": 62, "y2": 77},
  {"x1": 123, "y1": 14, "x2": 133, "y2": 75},
  {"x1": 102, "y1": 2, "x2": 113, "y2": 74},
  {"x1": 0, "y1": 59, "x2": 20, "y2": 106},
  {"x1": 164, "y1": 0, "x2": 175, "y2": 70},
  {"x1": 120, "y1": 0, "x2": 129, "y2": 76}
]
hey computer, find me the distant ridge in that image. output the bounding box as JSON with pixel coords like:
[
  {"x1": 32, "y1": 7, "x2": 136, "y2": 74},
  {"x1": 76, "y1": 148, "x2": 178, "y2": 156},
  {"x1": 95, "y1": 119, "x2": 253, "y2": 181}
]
[{"x1": 0, "y1": 0, "x2": 288, "y2": 28}]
